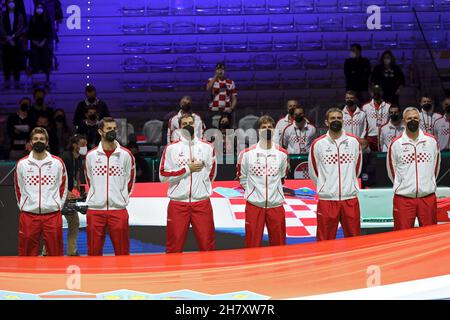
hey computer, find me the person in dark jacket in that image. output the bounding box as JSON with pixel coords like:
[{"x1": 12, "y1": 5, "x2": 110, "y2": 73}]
[
  {"x1": 7, "y1": 97, "x2": 31, "y2": 159},
  {"x1": 370, "y1": 50, "x2": 405, "y2": 105},
  {"x1": 28, "y1": 1, "x2": 52, "y2": 85},
  {"x1": 28, "y1": 87, "x2": 54, "y2": 128},
  {"x1": 127, "y1": 142, "x2": 151, "y2": 182},
  {"x1": 73, "y1": 85, "x2": 111, "y2": 128},
  {"x1": 48, "y1": 108, "x2": 73, "y2": 155},
  {"x1": 1, "y1": 0, "x2": 26, "y2": 89},
  {"x1": 344, "y1": 43, "x2": 372, "y2": 105},
  {"x1": 75, "y1": 105, "x2": 101, "y2": 149}
]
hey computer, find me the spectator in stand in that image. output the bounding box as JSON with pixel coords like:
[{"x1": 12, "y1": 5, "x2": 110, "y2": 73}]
[
  {"x1": 361, "y1": 85, "x2": 390, "y2": 152},
  {"x1": 206, "y1": 62, "x2": 237, "y2": 125},
  {"x1": 73, "y1": 84, "x2": 110, "y2": 128},
  {"x1": 344, "y1": 43, "x2": 372, "y2": 104},
  {"x1": 282, "y1": 105, "x2": 317, "y2": 154},
  {"x1": 379, "y1": 104, "x2": 405, "y2": 152},
  {"x1": 76, "y1": 105, "x2": 100, "y2": 149},
  {"x1": 7, "y1": 97, "x2": 31, "y2": 159},
  {"x1": 1, "y1": 0, "x2": 26, "y2": 90},
  {"x1": 127, "y1": 142, "x2": 151, "y2": 182},
  {"x1": 48, "y1": 108, "x2": 72, "y2": 155},
  {"x1": 370, "y1": 50, "x2": 405, "y2": 105},
  {"x1": 433, "y1": 97, "x2": 450, "y2": 151},
  {"x1": 34, "y1": 114, "x2": 58, "y2": 153},
  {"x1": 419, "y1": 94, "x2": 441, "y2": 136},
  {"x1": 28, "y1": 2, "x2": 53, "y2": 86},
  {"x1": 28, "y1": 88, "x2": 54, "y2": 128}
]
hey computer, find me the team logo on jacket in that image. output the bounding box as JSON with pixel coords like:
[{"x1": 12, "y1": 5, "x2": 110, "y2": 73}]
[{"x1": 294, "y1": 162, "x2": 310, "y2": 180}]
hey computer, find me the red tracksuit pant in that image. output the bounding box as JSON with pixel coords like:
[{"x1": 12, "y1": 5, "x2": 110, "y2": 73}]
[
  {"x1": 393, "y1": 193, "x2": 437, "y2": 230},
  {"x1": 366, "y1": 136, "x2": 379, "y2": 152},
  {"x1": 87, "y1": 209, "x2": 129, "y2": 256},
  {"x1": 245, "y1": 202, "x2": 286, "y2": 248},
  {"x1": 316, "y1": 198, "x2": 361, "y2": 241},
  {"x1": 166, "y1": 199, "x2": 215, "y2": 253},
  {"x1": 18, "y1": 211, "x2": 63, "y2": 256}
]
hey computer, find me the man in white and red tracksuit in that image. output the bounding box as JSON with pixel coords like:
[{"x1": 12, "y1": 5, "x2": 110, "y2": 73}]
[
  {"x1": 85, "y1": 117, "x2": 135, "y2": 256},
  {"x1": 237, "y1": 115, "x2": 289, "y2": 248},
  {"x1": 308, "y1": 108, "x2": 362, "y2": 241},
  {"x1": 14, "y1": 127, "x2": 68, "y2": 256},
  {"x1": 159, "y1": 113, "x2": 217, "y2": 253},
  {"x1": 167, "y1": 95, "x2": 205, "y2": 143},
  {"x1": 387, "y1": 107, "x2": 441, "y2": 230}
]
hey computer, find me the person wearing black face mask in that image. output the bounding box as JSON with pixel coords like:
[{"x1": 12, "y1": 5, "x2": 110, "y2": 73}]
[
  {"x1": 433, "y1": 98, "x2": 450, "y2": 151},
  {"x1": 418, "y1": 95, "x2": 440, "y2": 135},
  {"x1": 28, "y1": 88, "x2": 54, "y2": 129},
  {"x1": 84, "y1": 117, "x2": 136, "y2": 256},
  {"x1": 281, "y1": 106, "x2": 317, "y2": 154},
  {"x1": 76, "y1": 106, "x2": 101, "y2": 149},
  {"x1": 308, "y1": 108, "x2": 362, "y2": 241},
  {"x1": 49, "y1": 108, "x2": 72, "y2": 155},
  {"x1": 167, "y1": 96, "x2": 205, "y2": 143},
  {"x1": 7, "y1": 97, "x2": 31, "y2": 159},
  {"x1": 73, "y1": 84, "x2": 110, "y2": 128},
  {"x1": 379, "y1": 105, "x2": 405, "y2": 152},
  {"x1": 387, "y1": 107, "x2": 441, "y2": 231},
  {"x1": 275, "y1": 99, "x2": 300, "y2": 144},
  {"x1": 342, "y1": 91, "x2": 368, "y2": 145}
]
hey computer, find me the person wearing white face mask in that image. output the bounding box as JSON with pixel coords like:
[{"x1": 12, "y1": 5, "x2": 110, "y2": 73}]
[{"x1": 370, "y1": 50, "x2": 405, "y2": 105}]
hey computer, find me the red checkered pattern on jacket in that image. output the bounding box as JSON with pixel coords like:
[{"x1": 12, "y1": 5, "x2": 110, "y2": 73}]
[{"x1": 208, "y1": 78, "x2": 237, "y2": 112}]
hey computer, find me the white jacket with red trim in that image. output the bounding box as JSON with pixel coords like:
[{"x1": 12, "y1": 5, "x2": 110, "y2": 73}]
[
  {"x1": 85, "y1": 141, "x2": 136, "y2": 210},
  {"x1": 362, "y1": 99, "x2": 390, "y2": 137},
  {"x1": 159, "y1": 136, "x2": 217, "y2": 202},
  {"x1": 342, "y1": 106, "x2": 368, "y2": 138},
  {"x1": 379, "y1": 121, "x2": 406, "y2": 152},
  {"x1": 237, "y1": 141, "x2": 289, "y2": 208},
  {"x1": 14, "y1": 151, "x2": 68, "y2": 214},
  {"x1": 308, "y1": 131, "x2": 362, "y2": 201},
  {"x1": 282, "y1": 121, "x2": 317, "y2": 154},
  {"x1": 387, "y1": 130, "x2": 441, "y2": 198},
  {"x1": 167, "y1": 110, "x2": 205, "y2": 143},
  {"x1": 433, "y1": 115, "x2": 449, "y2": 151}
]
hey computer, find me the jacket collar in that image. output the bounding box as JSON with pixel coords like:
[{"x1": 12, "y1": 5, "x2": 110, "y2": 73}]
[
  {"x1": 180, "y1": 134, "x2": 199, "y2": 145},
  {"x1": 96, "y1": 140, "x2": 121, "y2": 155},
  {"x1": 400, "y1": 129, "x2": 426, "y2": 144},
  {"x1": 343, "y1": 106, "x2": 362, "y2": 115},
  {"x1": 325, "y1": 130, "x2": 348, "y2": 144},
  {"x1": 27, "y1": 151, "x2": 52, "y2": 165},
  {"x1": 256, "y1": 140, "x2": 276, "y2": 152}
]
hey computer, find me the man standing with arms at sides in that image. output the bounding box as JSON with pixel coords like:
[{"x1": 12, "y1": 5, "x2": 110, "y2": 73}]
[
  {"x1": 159, "y1": 114, "x2": 217, "y2": 253},
  {"x1": 14, "y1": 127, "x2": 67, "y2": 256},
  {"x1": 387, "y1": 107, "x2": 441, "y2": 230},
  {"x1": 275, "y1": 99, "x2": 299, "y2": 144},
  {"x1": 419, "y1": 94, "x2": 440, "y2": 135},
  {"x1": 362, "y1": 85, "x2": 390, "y2": 152},
  {"x1": 282, "y1": 105, "x2": 316, "y2": 154},
  {"x1": 167, "y1": 96, "x2": 205, "y2": 143},
  {"x1": 342, "y1": 91, "x2": 368, "y2": 140},
  {"x1": 308, "y1": 108, "x2": 362, "y2": 241},
  {"x1": 237, "y1": 115, "x2": 289, "y2": 248},
  {"x1": 433, "y1": 98, "x2": 450, "y2": 151},
  {"x1": 379, "y1": 105, "x2": 405, "y2": 152},
  {"x1": 84, "y1": 117, "x2": 135, "y2": 256}
]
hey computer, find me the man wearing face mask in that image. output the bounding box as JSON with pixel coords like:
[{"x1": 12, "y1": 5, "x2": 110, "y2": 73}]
[
  {"x1": 418, "y1": 95, "x2": 439, "y2": 136},
  {"x1": 379, "y1": 105, "x2": 405, "y2": 152},
  {"x1": 342, "y1": 91, "x2": 368, "y2": 141},
  {"x1": 7, "y1": 97, "x2": 31, "y2": 160},
  {"x1": 84, "y1": 117, "x2": 135, "y2": 256},
  {"x1": 73, "y1": 85, "x2": 111, "y2": 128},
  {"x1": 344, "y1": 43, "x2": 372, "y2": 104},
  {"x1": 362, "y1": 85, "x2": 390, "y2": 152},
  {"x1": 76, "y1": 105, "x2": 100, "y2": 149},
  {"x1": 308, "y1": 108, "x2": 362, "y2": 240},
  {"x1": 282, "y1": 105, "x2": 317, "y2": 154},
  {"x1": 159, "y1": 114, "x2": 217, "y2": 253},
  {"x1": 387, "y1": 107, "x2": 441, "y2": 230},
  {"x1": 275, "y1": 100, "x2": 300, "y2": 144},
  {"x1": 28, "y1": 88, "x2": 54, "y2": 129},
  {"x1": 14, "y1": 127, "x2": 68, "y2": 256},
  {"x1": 433, "y1": 98, "x2": 450, "y2": 151},
  {"x1": 167, "y1": 96, "x2": 205, "y2": 143},
  {"x1": 237, "y1": 116, "x2": 289, "y2": 248}
]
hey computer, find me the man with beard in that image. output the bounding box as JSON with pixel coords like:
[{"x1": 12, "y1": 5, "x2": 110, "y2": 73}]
[
  {"x1": 14, "y1": 127, "x2": 68, "y2": 256},
  {"x1": 84, "y1": 117, "x2": 135, "y2": 256},
  {"x1": 281, "y1": 105, "x2": 316, "y2": 154},
  {"x1": 167, "y1": 96, "x2": 204, "y2": 143},
  {"x1": 379, "y1": 104, "x2": 405, "y2": 152},
  {"x1": 308, "y1": 108, "x2": 362, "y2": 241},
  {"x1": 387, "y1": 107, "x2": 441, "y2": 230},
  {"x1": 418, "y1": 94, "x2": 441, "y2": 135},
  {"x1": 159, "y1": 114, "x2": 217, "y2": 253}
]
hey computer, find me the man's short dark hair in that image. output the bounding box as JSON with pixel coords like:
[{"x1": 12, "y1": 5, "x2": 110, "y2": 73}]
[
  {"x1": 98, "y1": 117, "x2": 115, "y2": 130},
  {"x1": 178, "y1": 113, "x2": 195, "y2": 127},
  {"x1": 420, "y1": 93, "x2": 433, "y2": 100},
  {"x1": 346, "y1": 90, "x2": 357, "y2": 97},
  {"x1": 325, "y1": 108, "x2": 344, "y2": 121},
  {"x1": 85, "y1": 84, "x2": 96, "y2": 92},
  {"x1": 257, "y1": 115, "x2": 275, "y2": 129},
  {"x1": 216, "y1": 62, "x2": 225, "y2": 69},
  {"x1": 389, "y1": 104, "x2": 401, "y2": 112},
  {"x1": 350, "y1": 43, "x2": 362, "y2": 51}
]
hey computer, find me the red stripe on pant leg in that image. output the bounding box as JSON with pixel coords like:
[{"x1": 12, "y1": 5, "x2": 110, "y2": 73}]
[
  {"x1": 417, "y1": 193, "x2": 437, "y2": 227},
  {"x1": 18, "y1": 212, "x2": 42, "y2": 256},
  {"x1": 316, "y1": 200, "x2": 340, "y2": 241},
  {"x1": 86, "y1": 210, "x2": 108, "y2": 256},
  {"x1": 245, "y1": 202, "x2": 266, "y2": 248},
  {"x1": 190, "y1": 199, "x2": 215, "y2": 251},
  {"x1": 42, "y1": 212, "x2": 63, "y2": 256},
  {"x1": 107, "y1": 209, "x2": 130, "y2": 255},
  {"x1": 339, "y1": 198, "x2": 361, "y2": 238},
  {"x1": 393, "y1": 195, "x2": 418, "y2": 231},
  {"x1": 166, "y1": 200, "x2": 191, "y2": 253},
  {"x1": 265, "y1": 206, "x2": 286, "y2": 246}
]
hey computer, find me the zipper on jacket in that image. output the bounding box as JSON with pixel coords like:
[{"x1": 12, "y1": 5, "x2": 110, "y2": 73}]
[
  {"x1": 334, "y1": 141, "x2": 342, "y2": 201},
  {"x1": 38, "y1": 166, "x2": 42, "y2": 214},
  {"x1": 106, "y1": 155, "x2": 110, "y2": 210},
  {"x1": 189, "y1": 143, "x2": 193, "y2": 203},
  {"x1": 413, "y1": 146, "x2": 419, "y2": 198},
  {"x1": 265, "y1": 155, "x2": 268, "y2": 209}
]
